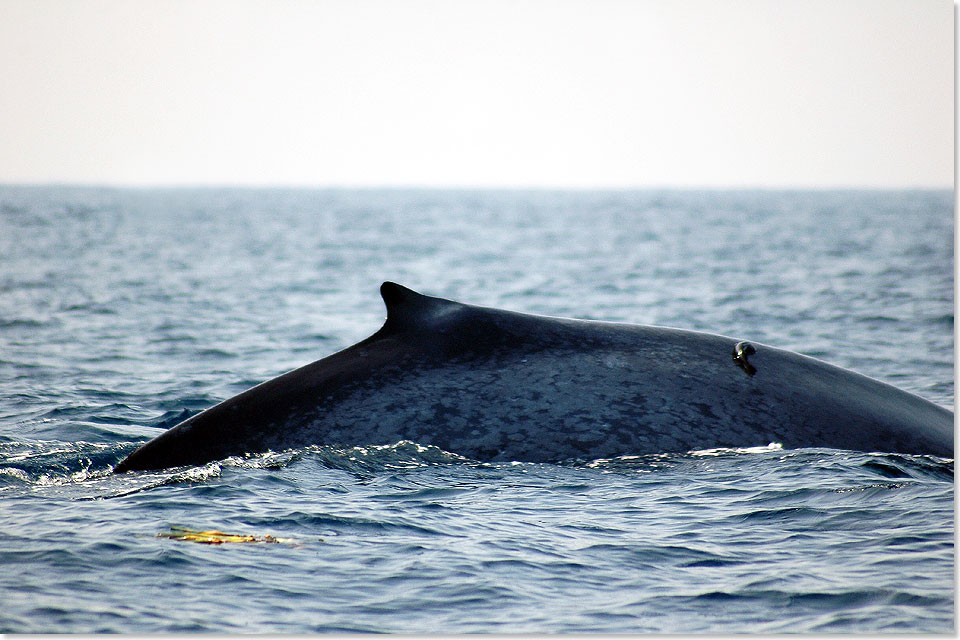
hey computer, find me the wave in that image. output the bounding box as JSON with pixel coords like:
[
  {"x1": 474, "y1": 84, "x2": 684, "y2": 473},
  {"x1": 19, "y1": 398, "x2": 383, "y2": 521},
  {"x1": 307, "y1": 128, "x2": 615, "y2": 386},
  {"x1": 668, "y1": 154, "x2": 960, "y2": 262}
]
[{"x1": 2, "y1": 436, "x2": 951, "y2": 502}]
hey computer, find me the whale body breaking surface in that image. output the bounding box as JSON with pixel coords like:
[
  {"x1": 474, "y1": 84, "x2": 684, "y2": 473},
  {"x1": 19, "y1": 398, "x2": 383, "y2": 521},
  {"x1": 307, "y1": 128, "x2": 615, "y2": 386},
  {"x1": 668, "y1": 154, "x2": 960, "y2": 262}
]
[{"x1": 114, "y1": 282, "x2": 953, "y2": 472}]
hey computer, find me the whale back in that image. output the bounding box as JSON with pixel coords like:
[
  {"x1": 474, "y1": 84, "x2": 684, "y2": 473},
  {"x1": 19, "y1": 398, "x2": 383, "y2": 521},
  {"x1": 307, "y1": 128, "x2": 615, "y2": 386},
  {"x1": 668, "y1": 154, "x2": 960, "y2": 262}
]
[{"x1": 114, "y1": 283, "x2": 953, "y2": 472}]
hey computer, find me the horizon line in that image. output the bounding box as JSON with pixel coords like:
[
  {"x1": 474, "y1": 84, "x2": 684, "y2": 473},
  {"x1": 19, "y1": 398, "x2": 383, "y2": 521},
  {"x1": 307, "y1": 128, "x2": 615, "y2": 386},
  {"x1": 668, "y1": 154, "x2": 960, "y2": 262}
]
[{"x1": 0, "y1": 180, "x2": 954, "y2": 192}]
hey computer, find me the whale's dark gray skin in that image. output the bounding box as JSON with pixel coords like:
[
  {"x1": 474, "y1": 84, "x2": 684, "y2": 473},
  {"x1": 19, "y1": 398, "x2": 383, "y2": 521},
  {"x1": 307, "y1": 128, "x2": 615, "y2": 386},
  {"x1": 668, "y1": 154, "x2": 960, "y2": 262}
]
[{"x1": 114, "y1": 282, "x2": 953, "y2": 472}]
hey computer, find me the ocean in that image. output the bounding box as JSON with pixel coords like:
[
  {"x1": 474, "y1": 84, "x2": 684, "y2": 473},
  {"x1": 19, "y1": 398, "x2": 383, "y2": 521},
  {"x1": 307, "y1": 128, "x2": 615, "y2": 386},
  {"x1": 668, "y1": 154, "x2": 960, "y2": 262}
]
[{"x1": 0, "y1": 186, "x2": 953, "y2": 633}]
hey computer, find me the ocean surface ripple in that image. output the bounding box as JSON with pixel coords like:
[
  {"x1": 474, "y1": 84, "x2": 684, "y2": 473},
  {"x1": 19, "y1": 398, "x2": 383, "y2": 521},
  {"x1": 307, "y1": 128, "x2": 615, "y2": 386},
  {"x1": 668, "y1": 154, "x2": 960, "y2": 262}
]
[{"x1": 0, "y1": 187, "x2": 953, "y2": 633}]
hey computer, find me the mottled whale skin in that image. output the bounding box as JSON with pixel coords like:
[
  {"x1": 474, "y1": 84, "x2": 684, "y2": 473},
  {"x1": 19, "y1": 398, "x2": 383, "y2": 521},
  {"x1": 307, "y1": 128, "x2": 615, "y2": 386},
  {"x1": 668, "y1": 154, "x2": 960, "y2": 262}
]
[{"x1": 114, "y1": 282, "x2": 953, "y2": 472}]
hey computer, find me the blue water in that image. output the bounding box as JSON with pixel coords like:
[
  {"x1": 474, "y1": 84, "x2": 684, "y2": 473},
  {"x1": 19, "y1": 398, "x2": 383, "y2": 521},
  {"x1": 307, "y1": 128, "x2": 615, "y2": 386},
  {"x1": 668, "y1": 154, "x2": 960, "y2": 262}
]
[{"x1": 0, "y1": 186, "x2": 953, "y2": 633}]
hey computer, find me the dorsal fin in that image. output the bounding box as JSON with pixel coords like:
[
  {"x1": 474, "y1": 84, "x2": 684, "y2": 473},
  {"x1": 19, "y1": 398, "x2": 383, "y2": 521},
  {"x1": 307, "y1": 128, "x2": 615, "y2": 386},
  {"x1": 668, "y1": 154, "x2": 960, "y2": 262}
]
[
  {"x1": 380, "y1": 281, "x2": 425, "y2": 315},
  {"x1": 380, "y1": 282, "x2": 457, "y2": 330}
]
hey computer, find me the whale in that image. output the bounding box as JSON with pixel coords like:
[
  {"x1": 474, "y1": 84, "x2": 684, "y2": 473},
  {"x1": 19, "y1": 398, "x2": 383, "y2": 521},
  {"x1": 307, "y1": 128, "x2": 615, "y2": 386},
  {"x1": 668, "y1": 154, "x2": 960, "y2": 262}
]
[{"x1": 114, "y1": 282, "x2": 953, "y2": 472}]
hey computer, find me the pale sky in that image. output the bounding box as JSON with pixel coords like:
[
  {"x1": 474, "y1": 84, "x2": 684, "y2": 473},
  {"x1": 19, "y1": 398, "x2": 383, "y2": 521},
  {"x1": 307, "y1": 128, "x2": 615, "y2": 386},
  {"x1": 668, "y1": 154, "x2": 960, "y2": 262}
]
[{"x1": 0, "y1": 0, "x2": 952, "y2": 188}]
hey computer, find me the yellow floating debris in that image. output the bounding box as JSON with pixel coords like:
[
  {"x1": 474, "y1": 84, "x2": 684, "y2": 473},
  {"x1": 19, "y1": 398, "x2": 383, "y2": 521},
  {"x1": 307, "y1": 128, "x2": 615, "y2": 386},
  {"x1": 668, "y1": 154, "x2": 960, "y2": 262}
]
[{"x1": 158, "y1": 526, "x2": 295, "y2": 545}]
